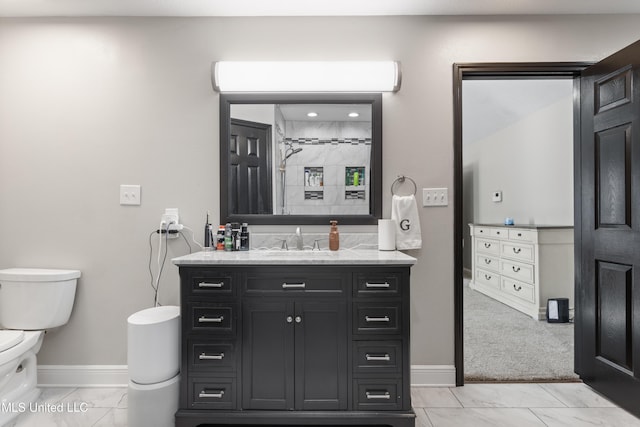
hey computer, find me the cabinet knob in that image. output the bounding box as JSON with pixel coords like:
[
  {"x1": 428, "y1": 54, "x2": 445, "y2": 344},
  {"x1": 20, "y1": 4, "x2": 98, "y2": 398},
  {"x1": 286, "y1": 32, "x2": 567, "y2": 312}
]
[
  {"x1": 295, "y1": 316, "x2": 302, "y2": 324},
  {"x1": 286, "y1": 315, "x2": 293, "y2": 323}
]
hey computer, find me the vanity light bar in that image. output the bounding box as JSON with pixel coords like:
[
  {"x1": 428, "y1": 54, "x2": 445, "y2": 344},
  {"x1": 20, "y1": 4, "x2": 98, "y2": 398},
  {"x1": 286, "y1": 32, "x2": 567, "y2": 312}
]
[{"x1": 212, "y1": 61, "x2": 401, "y2": 93}]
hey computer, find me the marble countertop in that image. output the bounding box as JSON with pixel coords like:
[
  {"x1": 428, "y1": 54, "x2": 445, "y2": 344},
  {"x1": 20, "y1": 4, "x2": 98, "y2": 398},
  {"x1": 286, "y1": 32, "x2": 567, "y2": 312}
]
[{"x1": 172, "y1": 249, "x2": 416, "y2": 266}]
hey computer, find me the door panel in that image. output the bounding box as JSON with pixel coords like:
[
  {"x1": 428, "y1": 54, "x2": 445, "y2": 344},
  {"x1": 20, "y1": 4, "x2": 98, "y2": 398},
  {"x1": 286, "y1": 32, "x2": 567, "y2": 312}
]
[{"x1": 579, "y1": 39, "x2": 640, "y2": 417}]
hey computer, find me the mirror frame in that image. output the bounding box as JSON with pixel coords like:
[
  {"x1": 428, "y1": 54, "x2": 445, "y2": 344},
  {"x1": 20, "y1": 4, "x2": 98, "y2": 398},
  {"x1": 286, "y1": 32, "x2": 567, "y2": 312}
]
[{"x1": 220, "y1": 92, "x2": 382, "y2": 225}]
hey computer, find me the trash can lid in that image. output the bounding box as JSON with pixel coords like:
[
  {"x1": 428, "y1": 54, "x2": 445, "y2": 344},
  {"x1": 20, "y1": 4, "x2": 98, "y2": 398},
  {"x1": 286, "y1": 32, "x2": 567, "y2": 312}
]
[{"x1": 128, "y1": 306, "x2": 180, "y2": 326}]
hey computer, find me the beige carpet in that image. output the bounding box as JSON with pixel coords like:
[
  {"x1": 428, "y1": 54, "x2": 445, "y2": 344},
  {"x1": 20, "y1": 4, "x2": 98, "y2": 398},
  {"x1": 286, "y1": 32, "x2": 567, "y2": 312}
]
[{"x1": 464, "y1": 282, "x2": 579, "y2": 382}]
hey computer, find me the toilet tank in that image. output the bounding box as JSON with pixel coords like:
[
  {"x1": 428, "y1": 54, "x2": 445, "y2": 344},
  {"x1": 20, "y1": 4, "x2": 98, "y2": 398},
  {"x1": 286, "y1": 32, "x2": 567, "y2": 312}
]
[{"x1": 0, "y1": 268, "x2": 81, "y2": 330}]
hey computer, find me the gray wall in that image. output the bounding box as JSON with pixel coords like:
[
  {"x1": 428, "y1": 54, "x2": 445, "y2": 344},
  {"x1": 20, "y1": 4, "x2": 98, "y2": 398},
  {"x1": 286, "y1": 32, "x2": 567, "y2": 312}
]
[{"x1": 1, "y1": 15, "x2": 639, "y2": 368}]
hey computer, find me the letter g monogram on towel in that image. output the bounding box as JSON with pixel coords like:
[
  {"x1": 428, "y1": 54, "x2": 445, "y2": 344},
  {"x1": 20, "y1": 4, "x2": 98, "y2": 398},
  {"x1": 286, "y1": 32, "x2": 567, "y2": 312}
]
[{"x1": 400, "y1": 219, "x2": 411, "y2": 231}]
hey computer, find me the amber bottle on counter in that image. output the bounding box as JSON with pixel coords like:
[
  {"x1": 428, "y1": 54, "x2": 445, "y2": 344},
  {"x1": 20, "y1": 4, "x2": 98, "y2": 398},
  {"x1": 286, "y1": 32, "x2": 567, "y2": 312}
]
[{"x1": 329, "y1": 220, "x2": 340, "y2": 251}]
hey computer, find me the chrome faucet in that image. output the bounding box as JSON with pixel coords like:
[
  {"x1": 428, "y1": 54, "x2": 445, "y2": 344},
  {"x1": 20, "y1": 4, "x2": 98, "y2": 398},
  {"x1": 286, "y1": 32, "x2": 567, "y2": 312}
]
[{"x1": 295, "y1": 227, "x2": 304, "y2": 250}]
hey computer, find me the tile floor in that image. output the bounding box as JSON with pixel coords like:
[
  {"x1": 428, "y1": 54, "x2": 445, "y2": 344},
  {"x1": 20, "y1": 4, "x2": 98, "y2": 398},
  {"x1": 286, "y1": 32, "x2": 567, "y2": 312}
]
[{"x1": 8, "y1": 383, "x2": 640, "y2": 427}]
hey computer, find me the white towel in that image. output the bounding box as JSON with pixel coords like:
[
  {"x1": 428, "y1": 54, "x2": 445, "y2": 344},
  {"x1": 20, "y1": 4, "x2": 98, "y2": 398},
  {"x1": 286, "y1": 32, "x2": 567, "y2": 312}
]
[{"x1": 391, "y1": 194, "x2": 422, "y2": 250}]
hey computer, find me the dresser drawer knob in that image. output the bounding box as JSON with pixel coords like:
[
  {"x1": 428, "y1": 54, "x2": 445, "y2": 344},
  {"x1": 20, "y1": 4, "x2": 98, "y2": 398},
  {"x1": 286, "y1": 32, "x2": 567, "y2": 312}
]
[
  {"x1": 199, "y1": 352, "x2": 224, "y2": 360},
  {"x1": 365, "y1": 282, "x2": 391, "y2": 288},
  {"x1": 199, "y1": 389, "x2": 225, "y2": 399},
  {"x1": 198, "y1": 281, "x2": 224, "y2": 288},
  {"x1": 366, "y1": 391, "x2": 391, "y2": 400},
  {"x1": 198, "y1": 315, "x2": 224, "y2": 323},
  {"x1": 513, "y1": 247, "x2": 522, "y2": 254},
  {"x1": 365, "y1": 315, "x2": 390, "y2": 323},
  {"x1": 512, "y1": 266, "x2": 521, "y2": 273},
  {"x1": 517, "y1": 233, "x2": 522, "y2": 237},
  {"x1": 365, "y1": 353, "x2": 391, "y2": 361},
  {"x1": 282, "y1": 282, "x2": 306, "y2": 289},
  {"x1": 513, "y1": 284, "x2": 522, "y2": 292}
]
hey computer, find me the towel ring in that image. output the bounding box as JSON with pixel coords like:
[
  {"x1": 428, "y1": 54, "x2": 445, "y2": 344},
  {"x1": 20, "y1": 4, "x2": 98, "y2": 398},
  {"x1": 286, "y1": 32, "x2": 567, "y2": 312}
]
[{"x1": 391, "y1": 175, "x2": 417, "y2": 196}]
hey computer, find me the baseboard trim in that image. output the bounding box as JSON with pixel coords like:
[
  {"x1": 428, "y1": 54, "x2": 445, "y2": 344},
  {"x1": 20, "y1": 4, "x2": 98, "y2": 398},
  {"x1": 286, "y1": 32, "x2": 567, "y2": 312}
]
[
  {"x1": 411, "y1": 365, "x2": 456, "y2": 387},
  {"x1": 38, "y1": 364, "x2": 456, "y2": 388},
  {"x1": 38, "y1": 365, "x2": 129, "y2": 387}
]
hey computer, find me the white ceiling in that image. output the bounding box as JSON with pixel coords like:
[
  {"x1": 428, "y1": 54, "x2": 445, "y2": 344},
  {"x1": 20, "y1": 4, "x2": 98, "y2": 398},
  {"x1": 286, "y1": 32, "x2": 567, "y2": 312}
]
[
  {"x1": 1, "y1": 0, "x2": 640, "y2": 17},
  {"x1": 462, "y1": 79, "x2": 574, "y2": 146}
]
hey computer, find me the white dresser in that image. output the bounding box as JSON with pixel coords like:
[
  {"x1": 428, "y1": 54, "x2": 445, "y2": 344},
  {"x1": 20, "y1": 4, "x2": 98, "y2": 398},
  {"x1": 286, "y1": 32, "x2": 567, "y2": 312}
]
[{"x1": 469, "y1": 224, "x2": 574, "y2": 320}]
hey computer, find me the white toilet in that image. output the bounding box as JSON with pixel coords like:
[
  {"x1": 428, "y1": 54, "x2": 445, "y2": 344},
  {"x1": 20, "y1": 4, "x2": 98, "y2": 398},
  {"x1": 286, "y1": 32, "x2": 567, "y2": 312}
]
[{"x1": 0, "y1": 268, "x2": 80, "y2": 427}]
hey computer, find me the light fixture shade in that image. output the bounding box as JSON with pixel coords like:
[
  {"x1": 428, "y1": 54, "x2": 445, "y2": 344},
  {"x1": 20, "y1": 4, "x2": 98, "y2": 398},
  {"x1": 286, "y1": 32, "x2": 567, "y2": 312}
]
[{"x1": 212, "y1": 61, "x2": 401, "y2": 92}]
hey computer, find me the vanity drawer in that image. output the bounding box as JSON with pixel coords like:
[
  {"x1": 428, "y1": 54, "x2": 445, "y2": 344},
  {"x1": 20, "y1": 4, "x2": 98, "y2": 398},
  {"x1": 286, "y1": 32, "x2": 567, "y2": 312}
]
[
  {"x1": 476, "y1": 254, "x2": 499, "y2": 273},
  {"x1": 189, "y1": 377, "x2": 236, "y2": 410},
  {"x1": 353, "y1": 341, "x2": 402, "y2": 374},
  {"x1": 500, "y1": 259, "x2": 534, "y2": 284},
  {"x1": 188, "y1": 340, "x2": 237, "y2": 372},
  {"x1": 245, "y1": 271, "x2": 345, "y2": 294},
  {"x1": 187, "y1": 303, "x2": 237, "y2": 335},
  {"x1": 508, "y1": 228, "x2": 535, "y2": 243},
  {"x1": 500, "y1": 241, "x2": 535, "y2": 263},
  {"x1": 473, "y1": 226, "x2": 495, "y2": 237},
  {"x1": 353, "y1": 379, "x2": 403, "y2": 411},
  {"x1": 501, "y1": 277, "x2": 535, "y2": 304},
  {"x1": 475, "y1": 268, "x2": 500, "y2": 290},
  {"x1": 354, "y1": 302, "x2": 401, "y2": 335},
  {"x1": 188, "y1": 270, "x2": 234, "y2": 297},
  {"x1": 354, "y1": 272, "x2": 402, "y2": 297},
  {"x1": 475, "y1": 238, "x2": 500, "y2": 256},
  {"x1": 490, "y1": 228, "x2": 507, "y2": 239}
]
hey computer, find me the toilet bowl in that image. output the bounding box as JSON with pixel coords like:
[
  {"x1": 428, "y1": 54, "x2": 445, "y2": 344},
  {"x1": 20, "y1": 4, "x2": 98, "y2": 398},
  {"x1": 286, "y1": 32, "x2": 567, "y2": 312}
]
[{"x1": 0, "y1": 268, "x2": 80, "y2": 427}]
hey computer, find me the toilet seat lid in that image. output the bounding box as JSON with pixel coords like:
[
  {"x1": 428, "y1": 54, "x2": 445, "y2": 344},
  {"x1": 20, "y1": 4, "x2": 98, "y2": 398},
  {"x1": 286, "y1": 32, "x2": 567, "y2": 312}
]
[{"x1": 0, "y1": 330, "x2": 25, "y2": 352}]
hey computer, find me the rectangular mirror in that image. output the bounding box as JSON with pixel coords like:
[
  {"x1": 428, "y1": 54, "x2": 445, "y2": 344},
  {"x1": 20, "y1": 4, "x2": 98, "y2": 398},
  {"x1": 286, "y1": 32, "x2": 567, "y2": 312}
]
[{"x1": 220, "y1": 93, "x2": 382, "y2": 225}]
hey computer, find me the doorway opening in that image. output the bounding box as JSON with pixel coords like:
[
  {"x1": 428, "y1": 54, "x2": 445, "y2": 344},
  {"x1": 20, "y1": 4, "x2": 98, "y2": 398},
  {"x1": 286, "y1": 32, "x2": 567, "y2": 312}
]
[{"x1": 453, "y1": 63, "x2": 591, "y2": 386}]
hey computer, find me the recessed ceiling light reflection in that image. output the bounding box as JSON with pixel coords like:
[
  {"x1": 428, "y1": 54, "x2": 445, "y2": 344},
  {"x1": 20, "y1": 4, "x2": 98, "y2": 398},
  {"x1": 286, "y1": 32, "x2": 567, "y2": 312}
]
[
  {"x1": 307, "y1": 112, "x2": 318, "y2": 117},
  {"x1": 348, "y1": 112, "x2": 360, "y2": 118}
]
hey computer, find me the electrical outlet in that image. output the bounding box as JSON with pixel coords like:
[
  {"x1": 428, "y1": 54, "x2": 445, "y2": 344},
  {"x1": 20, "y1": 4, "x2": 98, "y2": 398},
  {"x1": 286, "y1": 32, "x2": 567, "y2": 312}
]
[
  {"x1": 492, "y1": 191, "x2": 503, "y2": 202},
  {"x1": 120, "y1": 185, "x2": 141, "y2": 205},
  {"x1": 422, "y1": 188, "x2": 448, "y2": 207}
]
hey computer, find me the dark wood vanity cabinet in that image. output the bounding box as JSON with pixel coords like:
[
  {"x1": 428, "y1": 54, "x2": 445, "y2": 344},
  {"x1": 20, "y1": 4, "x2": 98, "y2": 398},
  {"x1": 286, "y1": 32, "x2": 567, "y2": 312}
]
[{"x1": 176, "y1": 264, "x2": 414, "y2": 427}]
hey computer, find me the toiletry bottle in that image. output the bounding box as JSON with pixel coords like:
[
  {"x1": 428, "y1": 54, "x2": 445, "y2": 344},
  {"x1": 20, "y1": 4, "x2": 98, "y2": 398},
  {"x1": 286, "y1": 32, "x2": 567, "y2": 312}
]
[
  {"x1": 216, "y1": 226, "x2": 225, "y2": 251},
  {"x1": 353, "y1": 170, "x2": 359, "y2": 186},
  {"x1": 232, "y1": 223, "x2": 241, "y2": 251},
  {"x1": 204, "y1": 213, "x2": 212, "y2": 248},
  {"x1": 224, "y1": 223, "x2": 233, "y2": 251},
  {"x1": 329, "y1": 220, "x2": 340, "y2": 251},
  {"x1": 240, "y1": 223, "x2": 250, "y2": 251}
]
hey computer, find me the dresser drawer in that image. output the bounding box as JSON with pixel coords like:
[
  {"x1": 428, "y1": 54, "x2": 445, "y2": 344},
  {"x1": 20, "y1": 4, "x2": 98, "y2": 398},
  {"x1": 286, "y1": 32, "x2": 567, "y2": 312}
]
[
  {"x1": 500, "y1": 259, "x2": 534, "y2": 284},
  {"x1": 354, "y1": 379, "x2": 402, "y2": 411},
  {"x1": 354, "y1": 272, "x2": 402, "y2": 297},
  {"x1": 353, "y1": 341, "x2": 402, "y2": 374},
  {"x1": 475, "y1": 268, "x2": 500, "y2": 289},
  {"x1": 245, "y1": 271, "x2": 344, "y2": 294},
  {"x1": 188, "y1": 340, "x2": 236, "y2": 372},
  {"x1": 188, "y1": 303, "x2": 237, "y2": 335},
  {"x1": 501, "y1": 277, "x2": 535, "y2": 304},
  {"x1": 473, "y1": 226, "x2": 495, "y2": 237},
  {"x1": 476, "y1": 254, "x2": 499, "y2": 273},
  {"x1": 500, "y1": 241, "x2": 535, "y2": 263},
  {"x1": 508, "y1": 228, "x2": 535, "y2": 243},
  {"x1": 476, "y1": 238, "x2": 500, "y2": 256},
  {"x1": 490, "y1": 228, "x2": 507, "y2": 239},
  {"x1": 189, "y1": 377, "x2": 236, "y2": 410},
  {"x1": 187, "y1": 270, "x2": 234, "y2": 297},
  {"x1": 354, "y1": 303, "x2": 401, "y2": 335}
]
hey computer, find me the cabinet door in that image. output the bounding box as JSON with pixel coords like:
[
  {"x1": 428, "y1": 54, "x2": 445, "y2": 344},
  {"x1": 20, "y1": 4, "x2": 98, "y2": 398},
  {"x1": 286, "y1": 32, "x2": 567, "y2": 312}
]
[
  {"x1": 294, "y1": 300, "x2": 348, "y2": 410},
  {"x1": 242, "y1": 300, "x2": 294, "y2": 410}
]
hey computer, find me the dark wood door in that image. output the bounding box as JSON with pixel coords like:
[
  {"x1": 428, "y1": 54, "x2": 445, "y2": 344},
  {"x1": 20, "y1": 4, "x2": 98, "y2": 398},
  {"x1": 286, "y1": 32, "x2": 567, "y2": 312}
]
[
  {"x1": 294, "y1": 300, "x2": 348, "y2": 410},
  {"x1": 229, "y1": 118, "x2": 272, "y2": 215},
  {"x1": 242, "y1": 300, "x2": 294, "y2": 410},
  {"x1": 578, "y1": 39, "x2": 640, "y2": 417}
]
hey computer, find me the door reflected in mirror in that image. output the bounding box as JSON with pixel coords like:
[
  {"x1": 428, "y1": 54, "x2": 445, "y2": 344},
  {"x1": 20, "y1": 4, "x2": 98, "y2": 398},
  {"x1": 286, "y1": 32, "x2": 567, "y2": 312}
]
[{"x1": 220, "y1": 94, "x2": 382, "y2": 225}]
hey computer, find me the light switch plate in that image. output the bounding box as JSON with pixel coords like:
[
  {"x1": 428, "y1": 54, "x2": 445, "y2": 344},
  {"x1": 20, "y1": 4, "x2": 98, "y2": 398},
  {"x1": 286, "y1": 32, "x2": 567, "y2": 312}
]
[
  {"x1": 120, "y1": 185, "x2": 141, "y2": 205},
  {"x1": 492, "y1": 191, "x2": 503, "y2": 202},
  {"x1": 423, "y1": 187, "x2": 448, "y2": 207}
]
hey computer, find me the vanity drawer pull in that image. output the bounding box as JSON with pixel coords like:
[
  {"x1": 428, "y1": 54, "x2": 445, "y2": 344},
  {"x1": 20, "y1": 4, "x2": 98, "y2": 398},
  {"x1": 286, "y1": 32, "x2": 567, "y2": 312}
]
[
  {"x1": 484, "y1": 259, "x2": 492, "y2": 265},
  {"x1": 513, "y1": 247, "x2": 522, "y2": 254},
  {"x1": 366, "y1": 391, "x2": 391, "y2": 400},
  {"x1": 484, "y1": 274, "x2": 492, "y2": 280},
  {"x1": 282, "y1": 282, "x2": 306, "y2": 289},
  {"x1": 199, "y1": 389, "x2": 225, "y2": 399},
  {"x1": 512, "y1": 266, "x2": 521, "y2": 273},
  {"x1": 199, "y1": 315, "x2": 224, "y2": 323},
  {"x1": 365, "y1": 315, "x2": 390, "y2": 323},
  {"x1": 365, "y1": 353, "x2": 391, "y2": 361},
  {"x1": 513, "y1": 284, "x2": 522, "y2": 292},
  {"x1": 484, "y1": 243, "x2": 492, "y2": 248},
  {"x1": 198, "y1": 281, "x2": 224, "y2": 288},
  {"x1": 199, "y1": 352, "x2": 224, "y2": 360},
  {"x1": 365, "y1": 282, "x2": 391, "y2": 288}
]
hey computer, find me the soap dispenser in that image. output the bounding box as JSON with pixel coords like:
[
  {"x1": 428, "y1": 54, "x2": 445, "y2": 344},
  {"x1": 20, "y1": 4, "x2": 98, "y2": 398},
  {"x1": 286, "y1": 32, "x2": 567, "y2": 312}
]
[{"x1": 329, "y1": 220, "x2": 340, "y2": 251}]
